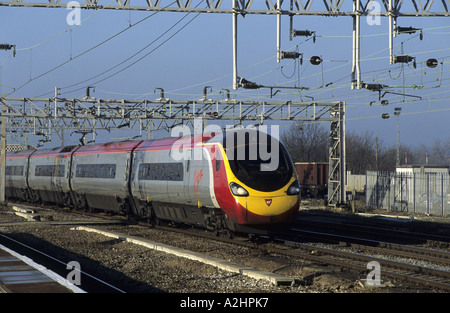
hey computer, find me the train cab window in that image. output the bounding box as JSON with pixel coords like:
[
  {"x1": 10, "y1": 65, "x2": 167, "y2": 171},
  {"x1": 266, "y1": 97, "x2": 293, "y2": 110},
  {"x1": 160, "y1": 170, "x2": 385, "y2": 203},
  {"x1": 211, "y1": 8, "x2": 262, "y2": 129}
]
[{"x1": 224, "y1": 131, "x2": 293, "y2": 192}]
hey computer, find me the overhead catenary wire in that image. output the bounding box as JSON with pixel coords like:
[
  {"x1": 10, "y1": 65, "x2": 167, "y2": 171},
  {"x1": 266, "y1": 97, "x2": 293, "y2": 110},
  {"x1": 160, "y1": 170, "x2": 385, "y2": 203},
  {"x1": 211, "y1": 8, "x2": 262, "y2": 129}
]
[
  {"x1": 162, "y1": 48, "x2": 448, "y2": 109},
  {"x1": 57, "y1": 23, "x2": 448, "y2": 102},
  {"x1": 2, "y1": 8, "x2": 448, "y2": 136},
  {"x1": 7, "y1": 1, "x2": 179, "y2": 97},
  {"x1": 3, "y1": 10, "x2": 448, "y2": 97},
  {"x1": 33, "y1": 0, "x2": 205, "y2": 98},
  {"x1": 233, "y1": 30, "x2": 447, "y2": 96},
  {"x1": 61, "y1": 10, "x2": 204, "y2": 97}
]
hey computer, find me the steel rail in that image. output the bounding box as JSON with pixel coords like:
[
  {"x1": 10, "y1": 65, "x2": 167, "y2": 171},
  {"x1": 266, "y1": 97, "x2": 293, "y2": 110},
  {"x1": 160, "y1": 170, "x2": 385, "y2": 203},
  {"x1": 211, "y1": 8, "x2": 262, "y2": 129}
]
[
  {"x1": 294, "y1": 217, "x2": 450, "y2": 246},
  {"x1": 0, "y1": 230, "x2": 125, "y2": 293},
  {"x1": 272, "y1": 239, "x2": 450, "y2": 291},
  {"x1": 148, "y1": 222, "x2": 450, "y2": 291},
  {"x1": 6, "y1": 202, "x2": 450, "y2": 291},
  {"x1": 289, "y1": 227, "x2": 450, "y2": 266}
]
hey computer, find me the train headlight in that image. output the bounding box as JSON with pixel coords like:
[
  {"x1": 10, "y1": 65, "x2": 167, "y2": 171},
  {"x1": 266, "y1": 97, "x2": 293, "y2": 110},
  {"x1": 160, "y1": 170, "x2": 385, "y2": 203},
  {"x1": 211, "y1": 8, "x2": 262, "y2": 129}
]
[
  {"x1": 230, "y1": 182, "x2": 249, "y2": 197},
  {"x1": 287, "y1": 181, "x2": 300, "y2": 195}
]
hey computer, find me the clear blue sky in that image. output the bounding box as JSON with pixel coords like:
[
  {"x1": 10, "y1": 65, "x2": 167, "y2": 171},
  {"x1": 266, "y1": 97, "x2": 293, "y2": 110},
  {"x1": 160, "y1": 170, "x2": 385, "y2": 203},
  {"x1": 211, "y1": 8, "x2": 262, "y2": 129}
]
[{"x1": 1, "y1": 6, "x2": 449, "y2": 150}]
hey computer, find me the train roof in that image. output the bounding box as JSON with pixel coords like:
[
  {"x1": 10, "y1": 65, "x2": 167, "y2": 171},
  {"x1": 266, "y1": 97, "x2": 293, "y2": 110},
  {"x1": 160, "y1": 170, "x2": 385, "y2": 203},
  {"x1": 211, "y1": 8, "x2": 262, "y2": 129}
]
[
  {"x1": 135, "y1": 134, "x2": 217, "y2": 152},
  {"x1": 7, "y1": 133, "x2": 222, "y2": 158},
  {"x1": 30, "y1": 145, "x2": 80, "y2": 158},
  {"x1": 73, "y1": 140, "x2": 144, "y2": 155},
  {"x1": 6, "y1": 149, "x2": 36, "y2": 159}
]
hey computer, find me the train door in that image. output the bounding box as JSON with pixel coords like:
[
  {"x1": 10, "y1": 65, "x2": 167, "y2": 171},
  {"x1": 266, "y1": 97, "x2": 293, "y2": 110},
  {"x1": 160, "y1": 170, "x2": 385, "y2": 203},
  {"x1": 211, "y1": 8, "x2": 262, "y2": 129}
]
[
  {"x1": 182, "y1": 147, "x2": 196, "y2": 207},
  {"x1": 183, "y1": 157, "x2": 192, "y2": 206},
  {"x1": 52, "y1": 154, "x2": 63, "y2": 204},
  {"x1": 130, "y1": 150, "x2": 145, "y2": 202},
  {"x1": 212, "y1": 144, "x2": 222, "y2": 208}
]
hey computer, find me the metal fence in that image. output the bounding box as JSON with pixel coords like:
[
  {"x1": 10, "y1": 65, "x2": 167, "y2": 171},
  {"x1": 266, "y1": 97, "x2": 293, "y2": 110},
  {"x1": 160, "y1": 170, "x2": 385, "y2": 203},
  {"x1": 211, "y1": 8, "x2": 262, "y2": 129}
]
[{"x1": 366, "y1": 171, "x2": 450, "y2": 216}]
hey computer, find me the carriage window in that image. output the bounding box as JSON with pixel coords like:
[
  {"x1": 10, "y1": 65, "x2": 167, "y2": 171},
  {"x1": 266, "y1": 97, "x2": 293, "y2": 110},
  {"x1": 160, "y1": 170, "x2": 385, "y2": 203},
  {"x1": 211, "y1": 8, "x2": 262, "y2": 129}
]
[
  {"x1": 6, "y1": 166, "x2": 24, "y2": 176},
  {"x1": 138, "y1": 163, "x2": 183, "y2": 181},
  {"x1": 75, "y1": 164, "x2": 116, "y2": 179},
  {"x1": 35, "y1": 165, "x2": 65, "y2": 177}
]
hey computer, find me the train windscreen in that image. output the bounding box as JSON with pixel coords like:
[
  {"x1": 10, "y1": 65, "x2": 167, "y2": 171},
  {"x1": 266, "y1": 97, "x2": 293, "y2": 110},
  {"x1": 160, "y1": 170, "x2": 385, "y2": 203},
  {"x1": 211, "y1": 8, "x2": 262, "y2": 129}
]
[{"x1": 224, "y1": 130, "x2": 293, "y2": 192}]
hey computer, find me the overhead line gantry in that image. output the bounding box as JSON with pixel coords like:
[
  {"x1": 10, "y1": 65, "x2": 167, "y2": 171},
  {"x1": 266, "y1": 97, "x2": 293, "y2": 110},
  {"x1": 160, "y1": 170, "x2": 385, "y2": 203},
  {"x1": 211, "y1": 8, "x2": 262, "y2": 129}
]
[
  {"x1": 0, "y1": 94, "x2": 346, "y2": 206},
  {"x1": 1, "y1": 0, "x2": 449, "y2": 90},
  {"x1": 1, "y1": 0, "x2": 448, "y2": 205}
]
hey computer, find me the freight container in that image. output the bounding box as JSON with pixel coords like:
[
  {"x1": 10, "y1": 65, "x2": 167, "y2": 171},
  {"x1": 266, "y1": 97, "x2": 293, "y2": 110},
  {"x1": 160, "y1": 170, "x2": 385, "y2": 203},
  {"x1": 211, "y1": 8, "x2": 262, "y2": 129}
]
[
  {"x1": 295, "y1": 162, "x2": 329, "y2": 186},
  {"x1": 295, "y1": 162, "x2": 329, "y2": 197}
]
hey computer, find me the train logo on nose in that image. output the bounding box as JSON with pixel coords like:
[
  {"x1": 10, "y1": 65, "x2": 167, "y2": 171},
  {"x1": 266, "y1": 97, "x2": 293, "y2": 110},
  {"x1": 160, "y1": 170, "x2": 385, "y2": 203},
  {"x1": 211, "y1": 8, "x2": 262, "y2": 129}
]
[{"x1": 265, "y1": 199, "x2": 272, "y2": 206}]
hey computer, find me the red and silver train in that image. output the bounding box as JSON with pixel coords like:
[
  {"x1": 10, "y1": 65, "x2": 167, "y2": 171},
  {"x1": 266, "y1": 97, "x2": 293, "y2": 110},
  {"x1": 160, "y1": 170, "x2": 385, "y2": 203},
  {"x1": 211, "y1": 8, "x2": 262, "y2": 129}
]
[{"x1": 5, "y1": 128, "x2": 300, "y2": 235}]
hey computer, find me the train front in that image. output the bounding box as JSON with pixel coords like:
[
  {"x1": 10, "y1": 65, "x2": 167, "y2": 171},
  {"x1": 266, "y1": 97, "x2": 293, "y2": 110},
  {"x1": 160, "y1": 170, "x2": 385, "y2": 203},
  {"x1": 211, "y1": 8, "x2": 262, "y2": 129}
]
[{"x1": 213, "y1": 128, "x2": 300, "y2": 235}]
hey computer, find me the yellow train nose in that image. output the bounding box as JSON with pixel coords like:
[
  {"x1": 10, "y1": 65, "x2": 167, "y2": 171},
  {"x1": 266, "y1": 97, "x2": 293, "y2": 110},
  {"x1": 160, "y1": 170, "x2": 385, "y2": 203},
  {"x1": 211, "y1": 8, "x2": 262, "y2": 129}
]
[{"x1": 239, "y1": 195, "x2": 299, "y2": 216}]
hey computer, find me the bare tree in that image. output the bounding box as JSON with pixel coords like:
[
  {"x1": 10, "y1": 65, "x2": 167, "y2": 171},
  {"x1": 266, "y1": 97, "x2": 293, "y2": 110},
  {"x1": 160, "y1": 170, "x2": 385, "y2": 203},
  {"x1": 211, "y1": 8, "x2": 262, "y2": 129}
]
[
  {"x1": 432, "y1": 138, "x2": 450, "y2": 166},
  {"x1": 281, "y1": 122, "x2": 328, "y2": 163},
  {"x1": 404, "y1": 139, "x2": 450, "y2": 166},
  {"x1": 378, "y1": 145, "x2": 413, "y2": 171},
  {"x1": 283, "y1": 122, "x2": 450, "y2": 174},
  {"x1": 346, "y1": 131, "x2": 378, "y2": 174}
]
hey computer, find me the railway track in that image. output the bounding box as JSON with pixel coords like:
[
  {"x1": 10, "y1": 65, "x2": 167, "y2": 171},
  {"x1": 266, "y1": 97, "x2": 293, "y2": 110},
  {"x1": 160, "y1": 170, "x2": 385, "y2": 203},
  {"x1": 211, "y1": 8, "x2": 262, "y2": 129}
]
[
  {"x1": 290, "y1": 227, "x2": 450, "y2": 267},
  {"x1": 0, "y1": 232, "x2": 126, "y2": 293},
  {"x1": 136, "y1": 220, "x2": 450, "y2": 291},
  {"x1": 275, "y1": 237, "x2": 450, "y2": 292},
  {"x1": 144, "y1": 212, "x2": 450, "y2": 291},
  {"x1": 0, "y1": 204, "x2": 130, "y2": 293},
  {"x1": 3, "y1": 202, "x2": 450, "y2": 292},
  {"x1": 295, "y1": 212, "x2": 450, "y2": 247},
  {"x1": 279, "y1": 215, "x2": 450, "y2": 291}
]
